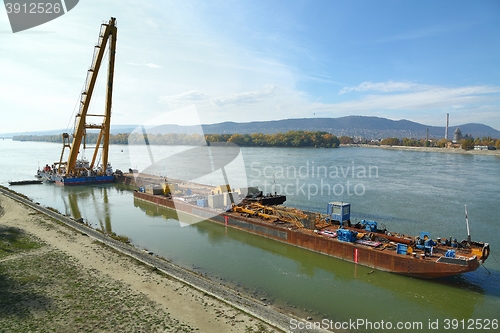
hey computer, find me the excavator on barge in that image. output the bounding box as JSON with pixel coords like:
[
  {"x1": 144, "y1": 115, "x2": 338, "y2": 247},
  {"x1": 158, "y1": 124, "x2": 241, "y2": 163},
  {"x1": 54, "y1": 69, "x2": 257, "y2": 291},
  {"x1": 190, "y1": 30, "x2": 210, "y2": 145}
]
[{"x1": 39, "y1": 17, "x2": 117, "y2": 185}]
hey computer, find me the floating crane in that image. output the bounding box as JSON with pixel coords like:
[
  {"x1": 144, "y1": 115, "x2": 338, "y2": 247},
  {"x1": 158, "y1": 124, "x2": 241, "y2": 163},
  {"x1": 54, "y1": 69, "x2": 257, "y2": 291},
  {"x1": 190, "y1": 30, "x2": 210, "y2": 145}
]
[{"x1": 41, "y1": 17, "x2": 117, "y2": 185}]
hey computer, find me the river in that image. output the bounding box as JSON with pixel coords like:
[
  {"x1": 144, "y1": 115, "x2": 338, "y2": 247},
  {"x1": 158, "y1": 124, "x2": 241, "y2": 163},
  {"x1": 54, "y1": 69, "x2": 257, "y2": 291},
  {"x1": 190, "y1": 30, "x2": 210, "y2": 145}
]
[{"x1": 1, "y1": 138, "x2": 499, "y2": 332}]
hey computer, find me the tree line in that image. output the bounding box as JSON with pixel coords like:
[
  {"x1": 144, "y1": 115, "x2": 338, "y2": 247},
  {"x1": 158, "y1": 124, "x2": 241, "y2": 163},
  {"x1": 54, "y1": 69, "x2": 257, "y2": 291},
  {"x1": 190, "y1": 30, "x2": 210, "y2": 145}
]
[
  {"x1": 205, "y1": 131, "x2": 340, "y2": 147},
  {"x1": 378, "y1": 136, "x2": 500, "y2": 150},
  {"x1": 13, "y1": 130, "x2": 340, "y2": 148}
]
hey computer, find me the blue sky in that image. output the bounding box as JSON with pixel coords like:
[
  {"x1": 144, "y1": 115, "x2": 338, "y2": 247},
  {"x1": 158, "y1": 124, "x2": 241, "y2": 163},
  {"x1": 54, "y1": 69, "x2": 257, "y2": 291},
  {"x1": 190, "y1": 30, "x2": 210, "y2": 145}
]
[{"x1": 1, "y1": 0, "x2": 499, "y2": 134}]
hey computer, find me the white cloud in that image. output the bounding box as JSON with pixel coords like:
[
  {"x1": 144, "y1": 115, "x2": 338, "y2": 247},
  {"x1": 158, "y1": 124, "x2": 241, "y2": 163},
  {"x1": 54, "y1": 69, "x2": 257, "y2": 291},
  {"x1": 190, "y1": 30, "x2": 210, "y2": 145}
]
[
  {"x1": 154, "y1": 85, "x2": 308, "y2": 125},
  {"x1": 159, "y1": 91, "x2": 211, "y2": 104},
  {"x1": 339, "y1": 81, "x2": 431, "y2": 95},
  {"x1": 158, "y1": 85, "x2": 279, "y2": 108},
  {"x1": 145, "y1": 18, "x2": 159, "y2": 29},
  {"x1": 308, "y1": 82, "x2": 500, "y2": 128},
  {"x1": 126, "y1": 62, "x2": 161, "y2": 69},
  {"x1": 141, "y1": 104, "x2": 203, "y2": 127},
  {"x1": 151, "y1": 82, "x2": 500, "y2": 129},
  {"x1": 211, "y1": 85, "x2": 277, "y2": 107},
  {"x1": 335, "y1": 84, "x2": 500, "y2": 110}
]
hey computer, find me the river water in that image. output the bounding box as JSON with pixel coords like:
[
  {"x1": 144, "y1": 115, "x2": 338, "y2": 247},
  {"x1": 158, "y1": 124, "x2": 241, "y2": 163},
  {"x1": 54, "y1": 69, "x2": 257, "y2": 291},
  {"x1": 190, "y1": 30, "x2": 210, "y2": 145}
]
[{"x1": 1, "y1": 138, "x2": 499, "y2": 332}]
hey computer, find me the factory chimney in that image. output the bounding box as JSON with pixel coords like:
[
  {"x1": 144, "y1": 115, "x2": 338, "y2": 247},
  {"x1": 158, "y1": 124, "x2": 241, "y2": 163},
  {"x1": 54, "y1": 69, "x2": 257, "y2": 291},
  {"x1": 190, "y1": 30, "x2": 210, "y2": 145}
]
[{"x1": 445, "y1": 113, "x2": 449, "y2": 139}]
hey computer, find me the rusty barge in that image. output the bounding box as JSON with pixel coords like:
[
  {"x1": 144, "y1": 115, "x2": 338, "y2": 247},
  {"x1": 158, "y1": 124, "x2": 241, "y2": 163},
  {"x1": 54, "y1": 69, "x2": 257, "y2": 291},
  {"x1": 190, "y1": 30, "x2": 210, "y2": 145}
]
[{"x1": 127, "y1": 175, "x2": 490, "y2": 279}]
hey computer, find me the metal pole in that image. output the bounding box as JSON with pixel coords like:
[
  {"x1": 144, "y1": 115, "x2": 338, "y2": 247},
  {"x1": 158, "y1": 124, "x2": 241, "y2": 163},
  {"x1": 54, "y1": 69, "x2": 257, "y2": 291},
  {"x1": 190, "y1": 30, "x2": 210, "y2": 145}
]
[{"x1": 465, "y1": 204, "x2": 471, "y2": 244}]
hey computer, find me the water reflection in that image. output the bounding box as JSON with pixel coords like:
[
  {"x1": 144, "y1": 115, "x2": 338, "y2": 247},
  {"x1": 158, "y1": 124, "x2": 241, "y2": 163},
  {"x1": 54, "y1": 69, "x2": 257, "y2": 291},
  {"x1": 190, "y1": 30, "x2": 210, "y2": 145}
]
[{"x1": 61, "y1": 186, "x2": 113, "y2": 233}]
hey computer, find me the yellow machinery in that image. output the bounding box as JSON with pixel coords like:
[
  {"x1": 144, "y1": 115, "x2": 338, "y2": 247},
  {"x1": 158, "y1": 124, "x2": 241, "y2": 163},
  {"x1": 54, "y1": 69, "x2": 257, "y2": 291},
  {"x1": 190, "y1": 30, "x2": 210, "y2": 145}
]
[
  {"x1": 56, "y1": 17, "x2": 117, "y2": 177},
  {"x1": 233, "y1": 203, "x2": 307, "y2": 229},
  {"x1": 215, "y1": 184, "x2": 231, "y2": 193}
]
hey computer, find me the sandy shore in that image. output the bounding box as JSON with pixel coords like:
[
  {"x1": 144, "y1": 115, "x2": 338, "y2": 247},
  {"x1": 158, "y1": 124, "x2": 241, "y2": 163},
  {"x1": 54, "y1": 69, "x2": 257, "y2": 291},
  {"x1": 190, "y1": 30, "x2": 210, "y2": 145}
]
[{"x1": 0, "y1": 191, "x2": 290, "y2": 332}]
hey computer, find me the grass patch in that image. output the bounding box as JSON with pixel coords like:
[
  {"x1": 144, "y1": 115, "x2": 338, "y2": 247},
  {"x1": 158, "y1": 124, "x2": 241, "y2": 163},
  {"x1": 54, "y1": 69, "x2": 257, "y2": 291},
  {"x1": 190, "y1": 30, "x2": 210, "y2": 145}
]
[
  {"x1": 109, "y1": 232, "x2": 130, "y2": 243},
  {"x1": 0, "y1": 226, "x2": 43, "y2": 259},
  {"x1": 19, "y1": 275, "x2": 39, "y2": 284},
  {"x1": 46, "y1": 206, "x2": 61, "y2": 214},
  {"x1": 0, "y1": 241, "x2": 198, "y2": 332},
  {"x1": 245, "y1": 323, "x2": 276, "y2": 333}
]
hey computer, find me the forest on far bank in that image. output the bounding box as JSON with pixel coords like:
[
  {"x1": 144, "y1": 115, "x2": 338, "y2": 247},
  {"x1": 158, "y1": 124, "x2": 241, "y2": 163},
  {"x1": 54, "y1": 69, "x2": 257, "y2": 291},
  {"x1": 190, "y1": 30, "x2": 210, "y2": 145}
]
[{"x1": 12, "y1": 130, "x2": 341, "y2": 148}]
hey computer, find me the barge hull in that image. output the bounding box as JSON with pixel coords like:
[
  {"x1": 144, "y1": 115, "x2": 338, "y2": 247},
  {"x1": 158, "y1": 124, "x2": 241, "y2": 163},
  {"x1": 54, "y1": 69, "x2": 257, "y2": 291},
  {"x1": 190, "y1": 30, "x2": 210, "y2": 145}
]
[
  {"x1": 55, "y1": 175, "x2": 115, "y2": 186},
  {"x1": 134, "y1": 191, "x2": 480, "y2": 278}
]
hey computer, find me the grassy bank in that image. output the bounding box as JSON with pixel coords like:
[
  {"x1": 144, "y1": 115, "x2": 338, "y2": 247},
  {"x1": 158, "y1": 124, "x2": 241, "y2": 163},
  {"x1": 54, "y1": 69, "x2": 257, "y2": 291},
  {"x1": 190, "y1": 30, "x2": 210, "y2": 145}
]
[
  {"x1": 0, "y1": 226, "x2": 195, "y2": 332},
  {"x1": 0, "y1": 194, "x2": 281, "y2": 333}
]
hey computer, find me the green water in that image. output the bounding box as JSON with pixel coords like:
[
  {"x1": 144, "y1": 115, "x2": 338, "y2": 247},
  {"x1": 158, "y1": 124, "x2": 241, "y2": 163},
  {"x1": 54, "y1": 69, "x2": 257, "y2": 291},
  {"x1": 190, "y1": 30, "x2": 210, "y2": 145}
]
[{"x1": 1, "y1": 139, "x2": 499, "y2": 332}]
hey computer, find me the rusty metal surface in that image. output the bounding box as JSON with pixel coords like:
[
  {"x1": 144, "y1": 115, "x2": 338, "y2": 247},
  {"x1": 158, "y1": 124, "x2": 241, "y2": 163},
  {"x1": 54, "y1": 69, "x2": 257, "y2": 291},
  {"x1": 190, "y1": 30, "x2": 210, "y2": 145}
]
[{"x1": 133, "y1": 190, "x2": 481, "y2": 278}]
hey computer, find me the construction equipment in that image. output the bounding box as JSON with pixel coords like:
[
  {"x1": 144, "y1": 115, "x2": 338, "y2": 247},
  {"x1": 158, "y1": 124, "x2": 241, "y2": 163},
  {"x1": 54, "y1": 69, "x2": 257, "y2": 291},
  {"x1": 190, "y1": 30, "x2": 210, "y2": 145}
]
[
  {"x1": 51, "y1": 17, "x2": 117, "y2": 184},
  {"x1": 233, "y1": 203, "x2": 307, "y2": 229}
]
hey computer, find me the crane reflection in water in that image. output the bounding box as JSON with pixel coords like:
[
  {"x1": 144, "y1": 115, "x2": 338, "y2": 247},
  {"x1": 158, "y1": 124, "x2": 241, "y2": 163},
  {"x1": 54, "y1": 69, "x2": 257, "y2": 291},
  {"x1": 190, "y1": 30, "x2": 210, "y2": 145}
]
[{"x1": 61, "y1": 186, "x2": 112, "y2": 234}]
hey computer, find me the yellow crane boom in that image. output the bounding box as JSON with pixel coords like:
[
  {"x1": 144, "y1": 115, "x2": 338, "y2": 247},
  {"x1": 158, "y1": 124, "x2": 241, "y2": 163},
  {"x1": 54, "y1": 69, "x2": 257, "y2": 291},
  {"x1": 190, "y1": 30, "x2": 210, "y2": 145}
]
[{"x1": 57, "y1": 17, "x2": 117, "y2": 176}]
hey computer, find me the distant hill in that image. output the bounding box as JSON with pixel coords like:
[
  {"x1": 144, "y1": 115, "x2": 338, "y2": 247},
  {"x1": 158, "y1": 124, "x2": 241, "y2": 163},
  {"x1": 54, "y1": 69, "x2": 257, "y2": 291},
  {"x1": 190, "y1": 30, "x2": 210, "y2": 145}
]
[
  {"x1": 3, "y1": 116, "x2": 499, "y2": 140},
  {"x1": 149, "y1": 116, "x2": 500, "y2": 139}
]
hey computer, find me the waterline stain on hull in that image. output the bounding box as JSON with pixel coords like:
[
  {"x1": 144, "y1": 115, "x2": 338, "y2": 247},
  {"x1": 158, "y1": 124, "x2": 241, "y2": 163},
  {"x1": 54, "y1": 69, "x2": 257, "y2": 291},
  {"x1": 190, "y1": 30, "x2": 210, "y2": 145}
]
[{"x1": 133, "y1": 191, "x2": 482, "y2": 279}]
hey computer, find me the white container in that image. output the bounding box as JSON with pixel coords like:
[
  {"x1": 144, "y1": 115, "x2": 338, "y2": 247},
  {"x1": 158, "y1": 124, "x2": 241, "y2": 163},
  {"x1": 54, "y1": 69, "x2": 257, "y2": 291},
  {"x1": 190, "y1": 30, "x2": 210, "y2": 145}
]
[{"x1": 208, "y1": 194, "x2": 224, "y2": 208}]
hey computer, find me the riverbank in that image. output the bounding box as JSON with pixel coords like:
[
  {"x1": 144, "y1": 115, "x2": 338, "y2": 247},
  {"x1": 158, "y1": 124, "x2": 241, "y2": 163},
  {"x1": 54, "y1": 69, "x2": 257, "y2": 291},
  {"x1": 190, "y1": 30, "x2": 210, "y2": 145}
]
[
  {"x1": 0, "y1": 191, "x2": 299, "y2": 333},
  {"x1": 348, "y1": 144, "x2": 500, "y2": 156}
]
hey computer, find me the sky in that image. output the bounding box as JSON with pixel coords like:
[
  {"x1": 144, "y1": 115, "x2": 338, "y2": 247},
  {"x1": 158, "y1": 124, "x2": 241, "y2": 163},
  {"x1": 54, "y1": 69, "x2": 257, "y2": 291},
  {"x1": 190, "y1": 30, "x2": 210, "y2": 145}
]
[{"x1": 0, "y1": 0, "x2": 499, "y2": 134}]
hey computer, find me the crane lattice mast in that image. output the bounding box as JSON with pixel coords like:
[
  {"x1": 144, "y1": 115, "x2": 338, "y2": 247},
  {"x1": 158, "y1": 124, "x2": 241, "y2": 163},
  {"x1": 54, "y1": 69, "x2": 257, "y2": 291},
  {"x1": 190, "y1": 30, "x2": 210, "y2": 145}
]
[{"x1": 57, "y1": 17, "x2": 117, "y2": 176}]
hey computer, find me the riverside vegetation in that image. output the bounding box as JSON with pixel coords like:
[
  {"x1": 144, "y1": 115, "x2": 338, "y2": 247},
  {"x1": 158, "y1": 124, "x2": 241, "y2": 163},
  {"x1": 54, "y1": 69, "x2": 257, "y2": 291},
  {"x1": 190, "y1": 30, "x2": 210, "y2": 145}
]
[{"x1": 13, "y1": 131, "x2": 341, "y2": 148}]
